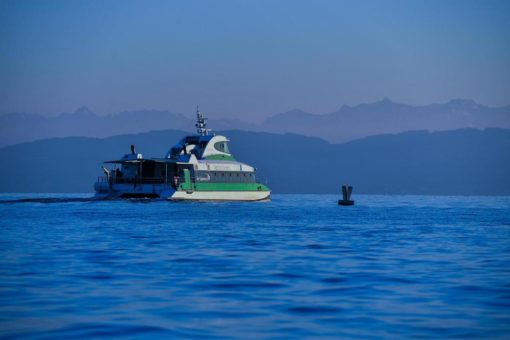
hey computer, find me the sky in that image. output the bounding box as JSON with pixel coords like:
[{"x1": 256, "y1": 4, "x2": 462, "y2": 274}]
[{"x1": 0, "y1": 0, "x2": 509, "y2": 120}]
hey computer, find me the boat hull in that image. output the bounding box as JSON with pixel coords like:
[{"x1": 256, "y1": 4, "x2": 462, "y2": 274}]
[
  {"x1": 170, "y1": 190, "x2": 270, "y2": 201},
  {"x1": 94, "y1": 182, "x2": 270, "y2": 201}
]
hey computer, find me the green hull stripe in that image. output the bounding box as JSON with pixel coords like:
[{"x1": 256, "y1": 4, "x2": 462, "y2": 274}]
[{"x1": 179, "y1": 182, "x2": 269, "y2": 192}]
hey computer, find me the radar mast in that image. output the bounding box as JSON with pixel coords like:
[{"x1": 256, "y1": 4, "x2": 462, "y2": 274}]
[{"x1": 195, "y1": 105, "x2": 211, "y2": 136}]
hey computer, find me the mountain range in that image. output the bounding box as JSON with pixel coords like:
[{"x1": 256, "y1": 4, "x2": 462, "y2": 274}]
[
  {"x1": 1, "y1": 128, "x2": 508, "y2": 195},
  {"x1": 1, "y1": 99, "x2": 509, "y2": 147},
  {"x1": 262, "y1": 98, "x2": 510, "y2": 143}
]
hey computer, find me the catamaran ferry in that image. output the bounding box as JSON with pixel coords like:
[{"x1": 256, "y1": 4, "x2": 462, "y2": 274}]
[{"x1": 94, "y1": 107, "x2": 271, "y2": 201}]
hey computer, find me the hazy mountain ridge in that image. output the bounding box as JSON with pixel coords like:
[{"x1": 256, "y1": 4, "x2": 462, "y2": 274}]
[
  {"x1": 0, "y1": 107, "x2": 193, "y2": 147},
  {"x1": 262, "y1": 99, "x2": 510, "y2": 142},
  {"x1": 1, "y1": 99, "x2": 509, "y2": 147},
  {"x1": 1, "y1": 128, "x2": 508, "y2": 195}
]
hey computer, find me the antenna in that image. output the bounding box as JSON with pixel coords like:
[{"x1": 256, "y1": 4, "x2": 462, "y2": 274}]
[{"x1": 195, "y1": 105, "x2": 211, "y2": 136}]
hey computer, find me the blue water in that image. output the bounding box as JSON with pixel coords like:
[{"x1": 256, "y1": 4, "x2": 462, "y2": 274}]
[{"x1": 0, "y1": 194, "x2": 509, "y2": 339}]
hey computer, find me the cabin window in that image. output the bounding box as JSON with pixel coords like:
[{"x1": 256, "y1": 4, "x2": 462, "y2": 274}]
[
  {"x1": 196, "y1": 172, "x2": 211, "y2": 181},
  {"x1": 214, "y1": 141, "x2": 230, "y2": 153}
]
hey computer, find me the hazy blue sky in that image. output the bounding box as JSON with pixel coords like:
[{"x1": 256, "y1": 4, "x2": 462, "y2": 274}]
[{"x1": 1, "y1": 0, "x2": 509, "y2": 120}]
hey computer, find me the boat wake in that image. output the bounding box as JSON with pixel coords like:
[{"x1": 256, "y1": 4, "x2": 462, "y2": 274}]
[
  {"x1": 0, "y1": 196, "x2": 177, "y2": 204},
  {"x1": 0, "y1": 197, "x2": 102, "y2": 204}
]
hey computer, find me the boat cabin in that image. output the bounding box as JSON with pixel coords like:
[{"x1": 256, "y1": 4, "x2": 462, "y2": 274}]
[{"x1": 166, "y1": 135, "x2": 235, "y2": 161}]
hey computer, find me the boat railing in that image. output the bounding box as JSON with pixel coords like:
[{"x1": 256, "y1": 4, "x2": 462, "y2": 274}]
[{"x1": 96, "y1": 176, "x2": 167, "y2": 184}]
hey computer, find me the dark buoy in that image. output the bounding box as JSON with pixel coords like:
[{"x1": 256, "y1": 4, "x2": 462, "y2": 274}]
[
  {"x1": 131, "y1": 144, "x2": 136, "y2": 154},
  {"x1": 338, "y1": 185, "x2": 354, "y2": 206}
]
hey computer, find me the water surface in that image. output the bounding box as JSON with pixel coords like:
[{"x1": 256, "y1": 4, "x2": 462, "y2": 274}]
[{"x1": 0, "y1": 194, "x2": 509, "y2": 338}]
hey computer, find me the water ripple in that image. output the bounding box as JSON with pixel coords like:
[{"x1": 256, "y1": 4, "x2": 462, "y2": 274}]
[{"x1": 0, "y1": 194, "x2": 509, "y2": 338}]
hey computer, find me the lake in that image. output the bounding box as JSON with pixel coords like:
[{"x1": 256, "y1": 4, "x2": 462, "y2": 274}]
[{"x1": 0, "y1": 194, "x2": 509, "y2": 338}]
